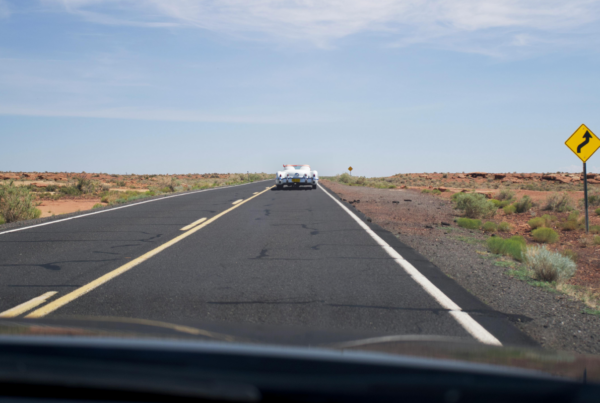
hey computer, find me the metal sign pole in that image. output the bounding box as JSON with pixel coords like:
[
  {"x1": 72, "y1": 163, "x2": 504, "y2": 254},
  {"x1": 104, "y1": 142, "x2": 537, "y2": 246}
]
[{"x1": 584, "y1": 162, "x2": 589, "y2": 233}]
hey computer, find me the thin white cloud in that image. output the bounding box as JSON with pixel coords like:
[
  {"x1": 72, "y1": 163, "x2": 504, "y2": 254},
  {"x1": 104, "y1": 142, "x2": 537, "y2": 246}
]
[
  {"x1": 46, "y1": 0, "x2": 600, "y2": 53},
  {"x1": 0, "y1": 104, "x2": 316, "y2": 123}
]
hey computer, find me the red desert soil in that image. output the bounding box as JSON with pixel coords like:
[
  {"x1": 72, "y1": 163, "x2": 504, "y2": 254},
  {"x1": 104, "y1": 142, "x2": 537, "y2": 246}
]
[
  {"x1": 413, "y1": 188, "x2": 600, "y2": 289},
  {"x1": 327, "y1": 180, "x2": 600, "y2": 290}
]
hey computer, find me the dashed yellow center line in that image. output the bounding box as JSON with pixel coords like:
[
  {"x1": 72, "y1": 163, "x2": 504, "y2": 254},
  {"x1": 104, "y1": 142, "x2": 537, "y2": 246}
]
[
  {"x1": 232, "y1": 199, "x2": 243, "y2": 205},
  {"x1": 180, "y1": 217, "x2": 207, "y2": 231},
  {"x1": 0, "y1": 291, "x2": 58, "y2": 318},
  {"x1": 26, "y1": 186, "x2": 275, "y2": 318}
]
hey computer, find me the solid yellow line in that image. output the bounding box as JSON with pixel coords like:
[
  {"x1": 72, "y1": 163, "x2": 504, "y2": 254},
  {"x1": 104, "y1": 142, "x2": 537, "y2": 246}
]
[
  {"x1": 26, "y1": 186, "x2": 275, "y2": 318},
  {"x1": 180, "y1": 217, "x2": 207, "y2": 231},
  {"x1": 232, "y1": 199, "x2": 243, "y2": 205},
  {"x1": 0, "y1": 291, "x2": 58, "y2": 318}
]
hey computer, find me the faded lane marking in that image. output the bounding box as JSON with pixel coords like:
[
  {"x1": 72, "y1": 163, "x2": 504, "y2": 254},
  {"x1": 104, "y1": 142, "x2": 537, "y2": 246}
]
[
  {"x1": 180, "y1": 217, "x2": 207, "y2": 231},
  {"x1": 319, "y1": 186, "x2": 502, "y2": 346},
  {"x1": 0, "y1": 291, "x2": 58, "y2": 318},
  {"x1": 26, "y1": 187, "x2": 275, "y2": 318},
  {"x1": 232, "y1": 199, "x2": 243, "y2": 205}
]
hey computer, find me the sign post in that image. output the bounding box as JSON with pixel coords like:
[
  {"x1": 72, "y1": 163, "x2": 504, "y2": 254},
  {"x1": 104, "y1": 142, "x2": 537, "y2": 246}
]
[
  {"x1": 348, "y1": 166, "x2": 353, "y2": 176},
  {"x1": 565, "y1": 124, "x2": 600, "y2": 233}
]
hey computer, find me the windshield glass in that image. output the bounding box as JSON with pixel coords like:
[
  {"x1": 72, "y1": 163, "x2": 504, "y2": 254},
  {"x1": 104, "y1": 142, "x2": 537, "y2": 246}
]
[{"x1": 1, "y1": 0, "x2": 600, "y2": 388}]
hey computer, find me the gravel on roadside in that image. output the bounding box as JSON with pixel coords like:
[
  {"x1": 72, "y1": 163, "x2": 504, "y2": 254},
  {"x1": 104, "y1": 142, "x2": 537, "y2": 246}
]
[{"x1": 322, "y1": 180, "x2": 600, "y2": 355}]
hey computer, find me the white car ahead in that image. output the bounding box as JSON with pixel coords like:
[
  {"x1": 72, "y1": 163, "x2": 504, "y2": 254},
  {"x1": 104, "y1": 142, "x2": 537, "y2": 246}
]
[{"x1": 276, "y1": 165, "x2": 318, "y2": 189}]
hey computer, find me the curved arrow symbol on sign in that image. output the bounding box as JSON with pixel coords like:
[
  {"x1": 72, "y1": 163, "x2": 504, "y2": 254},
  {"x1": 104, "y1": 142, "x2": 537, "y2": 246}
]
[{"x1": 578, "y1": 131, "x2": 592, "y2": 153}]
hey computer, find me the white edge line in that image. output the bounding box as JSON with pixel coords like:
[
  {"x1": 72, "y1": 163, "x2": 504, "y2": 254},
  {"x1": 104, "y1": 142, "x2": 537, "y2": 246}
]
[
  {"x1": 180, "y1": 217, "x2": 207, "y2": 231},
  {"x1": 0, "y1": 180, "x2": 272, "y2": 236},
  {"x1": 319, "y1": 186, "x2": 502, "y2": 346},
  {"x1": 0, "y1": 291, "x2": 58, "y2": 318}
]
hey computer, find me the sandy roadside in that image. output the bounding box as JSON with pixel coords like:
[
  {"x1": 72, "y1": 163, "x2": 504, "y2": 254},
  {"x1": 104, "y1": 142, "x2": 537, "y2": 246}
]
[{"x1": 37, "y1": 199, "x2": 104, "y2": 218}]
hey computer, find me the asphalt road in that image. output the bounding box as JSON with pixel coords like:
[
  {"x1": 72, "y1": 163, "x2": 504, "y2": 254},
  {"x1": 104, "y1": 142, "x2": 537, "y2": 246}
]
[{"x1": 0, "y1": 180, "x2": 533, "y2": 346}]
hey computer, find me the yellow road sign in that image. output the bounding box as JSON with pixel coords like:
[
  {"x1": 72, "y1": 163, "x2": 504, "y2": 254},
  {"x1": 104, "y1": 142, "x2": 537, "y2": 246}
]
[
  {"x1": 565, "y1": 124, "x2": 600, "y2": 163},
  {"x1": 348, "y1": 166, "x2": 353, "y2": 172}
]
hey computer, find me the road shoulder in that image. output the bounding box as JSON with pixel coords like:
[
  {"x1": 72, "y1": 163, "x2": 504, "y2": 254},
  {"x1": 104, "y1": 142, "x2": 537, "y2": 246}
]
[{"x1": 321, "y1": 180, "x2": 600, "y2": 354}]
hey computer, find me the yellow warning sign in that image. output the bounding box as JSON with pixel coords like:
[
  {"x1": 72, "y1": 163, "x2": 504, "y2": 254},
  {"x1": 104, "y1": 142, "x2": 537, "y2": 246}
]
[
  {"x1": 565, "y1": 124, "x2": 600, "y2": 163},
  {"x1": 348, "y1": 166, "x2": 353, "y2": 172}
]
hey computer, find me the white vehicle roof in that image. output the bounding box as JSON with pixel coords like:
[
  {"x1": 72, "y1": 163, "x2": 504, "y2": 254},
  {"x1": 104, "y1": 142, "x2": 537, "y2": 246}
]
[{"x1": 283, "y1": 164, "x2": 311, "y2": 171}]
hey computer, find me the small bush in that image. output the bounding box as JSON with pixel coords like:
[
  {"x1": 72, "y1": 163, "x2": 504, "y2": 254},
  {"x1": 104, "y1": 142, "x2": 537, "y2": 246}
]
[
  {"x1": 92, "y1": 203, "x2": 103, "y2": 209},
  {"x1": 74, "y1": 176, "x2": 97, "y2": 194},
  {"x1": 510, "y1": 235, "x2": 527, "y2": 245},
  {"x1": 421, "y1": 189, "x2": 438, "y2": 194},
  {"x1": 544, "y1": 192, "x2": 573, "y2": 212},
  {"x1": 0, "y1": 214, "x2": 4, "y2": 225},
  {"x1": 503, "y1": 204, "x2": 516, "y2": 215},
  {"x1": 490, "y1": 199, "x2": 511, "y2": 208},
  {"x1": 487, "y1": 237, "x2": 504, "y2": 253},
  {"x1": 514, "y1": 196, "x2": 533, "y2": 213},
  {"x1": 482, "y1": 222, "x2": 497, "y2": 232},
  {"x1": 338, "y1": 173, "x2": 353, "y2": 184},
  {"x1": 595, "y1": 236, "x2": 600, "y2": 245},
  {"x1": 596, "y1": 208, "x2": 600, "y2": 216},
  {"x1": 487, "y1": 236, "x2": 526, "y2": 261},
  {"x1": 59, "y1": 186, "x2": 81, "y2": 196},
  {"x1": 567, "y1": 211, "x2": 579, "y2": 221},
  {"x1": 560, "y1": 220, "x2": 579, "y2": 231},
  {"x1": 496, "y1": 189, "x2": 515, "y2": 201},
  {"x1": 0, "y1": 182, "x2": 43, "y2": 223},
  {"x1": 527, "y1": 217, "x2": 545, "y2": 230},
  {"x1": 590, "y1": 225, "x2": 600, "y2": 234},
  {"x1": 582, "y1": 192, "x2": 600, "y2": 207},
  {"x1": 525, "y1": 245, "x2": 576, "y2": 282},
  {"x1": 457, "y1": 217, "x2": 481, "y2": 229},
  {"x1": 454, "y1": 193, "x2": 497, "y2": 218},
  {"x1": 498, "y1": 222, "x2": 511, "y2": 232},
  {"x1": 532, "y1": 227, "x2": 559, "y2": 244},
  {"x1": 540, "y1": 214, "x2": 557, "y2": 226}
]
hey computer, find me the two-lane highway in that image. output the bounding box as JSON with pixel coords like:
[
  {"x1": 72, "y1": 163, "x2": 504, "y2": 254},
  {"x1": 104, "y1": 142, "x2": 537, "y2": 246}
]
[{"x1": 0, "y1": 181, "x2": 532, "y2": 346}]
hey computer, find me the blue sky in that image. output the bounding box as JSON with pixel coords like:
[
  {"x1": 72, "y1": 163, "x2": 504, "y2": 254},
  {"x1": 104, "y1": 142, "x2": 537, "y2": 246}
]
[{"x1": 2, "y1": 0, "x2": 600, "y2": 176}]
